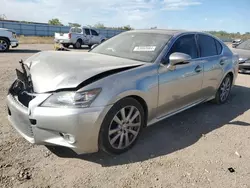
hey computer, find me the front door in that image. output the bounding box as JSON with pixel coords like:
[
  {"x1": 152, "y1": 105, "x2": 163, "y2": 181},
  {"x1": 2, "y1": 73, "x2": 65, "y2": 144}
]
[
  {"x1": 90, "y1": 29, "x2": 100, "y2": 44},
  {"x1": 157, "y1": 34, "x2": 204, "y2": 118}
]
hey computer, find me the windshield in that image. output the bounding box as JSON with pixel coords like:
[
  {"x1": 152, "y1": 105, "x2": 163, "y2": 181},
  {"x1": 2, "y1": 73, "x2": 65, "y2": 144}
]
[
  {"x1": 91, "y1": 32, "x2": 172, "y2": 62},
  {"x1": 236, "y1": 39, "x2": 250, "y2": 50}
]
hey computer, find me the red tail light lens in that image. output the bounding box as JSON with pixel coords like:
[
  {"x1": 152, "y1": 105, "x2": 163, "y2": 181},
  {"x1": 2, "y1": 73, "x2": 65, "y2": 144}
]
[{"x1": 68, "y1": 33, "x2": 72, "y2": 39}]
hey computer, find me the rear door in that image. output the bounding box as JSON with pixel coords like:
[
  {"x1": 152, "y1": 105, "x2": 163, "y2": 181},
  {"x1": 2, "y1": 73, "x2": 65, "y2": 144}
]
[
  {"x1": 84, "y1": 28, "x2": 91, "y2": 45},
  {"x1": 196, "y1": 34, "x2": 224, "y2": 98}
]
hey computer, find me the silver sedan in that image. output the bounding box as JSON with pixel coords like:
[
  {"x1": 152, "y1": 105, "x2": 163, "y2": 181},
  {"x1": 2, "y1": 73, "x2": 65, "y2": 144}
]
[{"x1": 7, "y1": 30, "x2": 239, "y2": 154}]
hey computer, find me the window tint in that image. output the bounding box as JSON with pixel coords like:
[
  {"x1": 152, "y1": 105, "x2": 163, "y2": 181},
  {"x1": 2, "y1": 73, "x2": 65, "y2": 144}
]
[
  {"x1": 84, "y1": 29, "x2": 90, "y2": 35},
  {"x1": 215, "y1": 40, "x2": 222, "y2": 54},
  {"x1": 91, "y1": 29, "x2": 98, "y2": 36},
  {"x1": 197, "y1": 34, "x2": 217, "y2": 57},
  {"x1": 169, "y1": 34, "x2": 198, "y2": 59}
]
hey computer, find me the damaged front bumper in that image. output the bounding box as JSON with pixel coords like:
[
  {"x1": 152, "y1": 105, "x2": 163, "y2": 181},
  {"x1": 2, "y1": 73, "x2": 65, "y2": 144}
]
[{"x1": 7, "y1": 81, "x2": 112, "y2": 154}]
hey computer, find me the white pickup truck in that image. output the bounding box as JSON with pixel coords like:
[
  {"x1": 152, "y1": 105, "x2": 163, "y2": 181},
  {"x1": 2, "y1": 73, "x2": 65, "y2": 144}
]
[
  {"x1": 54, "y1": 27, "x2": 106, "y2": 49},
  {"x1": 0, "y1": 28, "x2": 19, "y2": 52}
]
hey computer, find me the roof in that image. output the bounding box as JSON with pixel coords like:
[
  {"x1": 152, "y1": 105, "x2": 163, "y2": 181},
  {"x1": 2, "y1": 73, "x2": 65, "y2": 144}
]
[{"x1": 127, "y1": 29, "x2": 187, "y2": 36}]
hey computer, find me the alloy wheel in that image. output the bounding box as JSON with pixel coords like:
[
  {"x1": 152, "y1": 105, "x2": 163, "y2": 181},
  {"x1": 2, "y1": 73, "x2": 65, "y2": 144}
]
[
  {"x1": 108, "y1": 106, "x2": 141, "y2": 150},
  {"x1": 0, "y1": 39, "x2": 8, "y2": 51},
  {"x1": 220, "y1": 76, "x2": 231, "y2": 102}
]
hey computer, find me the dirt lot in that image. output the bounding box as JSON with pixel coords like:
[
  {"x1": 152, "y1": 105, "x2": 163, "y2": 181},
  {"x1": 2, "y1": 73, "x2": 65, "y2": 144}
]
[{"x1": 0, "y1": 44, "x2": 250, "y2": 188}]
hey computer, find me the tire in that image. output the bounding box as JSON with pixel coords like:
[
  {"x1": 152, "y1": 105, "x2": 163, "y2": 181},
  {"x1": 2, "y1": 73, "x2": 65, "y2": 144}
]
[
  {"x1": 213, "y1": 75, "x2": 232, "y2": 104},
  {"x1": 99, "y1": 98, "x2": 145, "y2": 154},
  {"x1": 0, "y1": 38, "x2": 10, "y2": 52},
  {"x1": 101, "y1": 39, "x2": 105, "y2": 43},
  {"x1": 73, "y1": 40, "x2": 82, "y2": 49},
  {"x1": 62, "y1": 44, "x2": 70, "y2": 48}
]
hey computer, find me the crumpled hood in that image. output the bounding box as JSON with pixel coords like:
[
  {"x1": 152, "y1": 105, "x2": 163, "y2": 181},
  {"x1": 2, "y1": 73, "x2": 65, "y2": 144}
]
[{"x1": 24, "y1": 51, "x2": 144, "y2": 93}]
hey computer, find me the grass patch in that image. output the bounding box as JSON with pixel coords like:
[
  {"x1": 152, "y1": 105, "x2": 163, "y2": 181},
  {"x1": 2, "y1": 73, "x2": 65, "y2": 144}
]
[{"x1": 17, "y1": 36, "x2": 54, "y2": 44}]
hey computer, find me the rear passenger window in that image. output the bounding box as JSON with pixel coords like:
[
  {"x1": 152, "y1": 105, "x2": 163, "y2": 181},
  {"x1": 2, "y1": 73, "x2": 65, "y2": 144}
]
[
  {"x1": 215, "y1": 40, "x2": 222, "y2": 54},
  {"x1": 169, "y1": 34, "x2": 198, "y2": 59},
  {"x1": 197, "y1": 34, "x2": 217, "y2": 57},
  {"x1": 85, "y1": 29, "x2": 90, "y2": 35}
]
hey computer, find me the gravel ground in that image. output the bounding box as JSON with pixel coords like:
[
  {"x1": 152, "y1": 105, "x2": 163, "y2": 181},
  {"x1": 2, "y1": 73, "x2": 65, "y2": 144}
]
[{"x1": 0, "y1": 44, "x2": 250, "y2": 188}]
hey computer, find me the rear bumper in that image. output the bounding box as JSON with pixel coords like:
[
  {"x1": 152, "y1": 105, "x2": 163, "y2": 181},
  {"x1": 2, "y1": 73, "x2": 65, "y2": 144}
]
[
  {"x1": 54, "y1": 39, "x2": 71, "y2": 44},
  {"x1": 7, "y1": 94, "x2": 112, "y2": 154}
]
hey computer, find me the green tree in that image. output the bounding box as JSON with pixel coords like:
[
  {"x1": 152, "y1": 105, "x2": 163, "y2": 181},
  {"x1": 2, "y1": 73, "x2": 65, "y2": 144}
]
[
  {"x1": 94, "y1": 22, "x2": 106, "y2": 29},
  {"x1": 48, "y1": 18, "x2": 63, "y2": 26},
  {"x1": 68, "y1": 22, "x2": 81, "y2": 27},
  {"x1": 122, "y1": 25, "x2": 133, "y2": 30}
]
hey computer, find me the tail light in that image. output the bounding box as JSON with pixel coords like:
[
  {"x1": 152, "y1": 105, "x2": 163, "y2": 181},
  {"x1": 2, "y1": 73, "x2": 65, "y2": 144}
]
[{"x1": 68, "y1": 33, "x2": 72, "y2": 39}]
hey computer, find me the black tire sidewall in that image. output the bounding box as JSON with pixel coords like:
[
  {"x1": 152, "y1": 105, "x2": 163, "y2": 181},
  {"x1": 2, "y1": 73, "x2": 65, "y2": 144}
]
[
  {"x1": 0, "y1": 38, "x2": 10, "y2": 52},
  {"x1": 74, "y1": 40, "x2": 82, "y2": 49},
  {"x1": 62, "y1": 44, "x2": 70, "y2": 48},
  {"x1": 99, "y1": 98, "x2": 145, "y2": 155}
]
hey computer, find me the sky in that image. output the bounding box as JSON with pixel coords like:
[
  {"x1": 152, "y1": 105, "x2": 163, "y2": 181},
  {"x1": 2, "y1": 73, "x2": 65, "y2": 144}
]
[{"x1": 1, "y1": 0, "x2": 250, "y2": 33}]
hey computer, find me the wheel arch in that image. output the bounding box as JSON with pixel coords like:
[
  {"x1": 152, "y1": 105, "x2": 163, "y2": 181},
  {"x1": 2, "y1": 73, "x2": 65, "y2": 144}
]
[
  {"x1": 76, "y1": 38, "x2": 83, "y2": 43},
  {"x1": 125, "y1": 95, "x2": 148, "y2": 127},
  {"x1": 108, "y1": 92, "x2": 149, "y2": 127},
  {"x1": 0, "y1": 37, "x2": 10, "y2": 44},
  {"x1": 216, "y1": 70, "x2": 235, "y2": 91}
]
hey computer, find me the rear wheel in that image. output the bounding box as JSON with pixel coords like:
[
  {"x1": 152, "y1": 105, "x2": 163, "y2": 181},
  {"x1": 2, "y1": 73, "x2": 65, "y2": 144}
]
[
  {"x1": 99, "y1": 98, "x2": 145, "y2": 154},
  {"x1": 73, "y1": 40, "x2": 82, "y2": 49},
  {"x1": 213, "y1": 75, "x2": 232, "y2": 104},
  {"x1": 0, "y1": 38, "x2": 10, "y2": 52},
  {"x1": 62, "y1": 44, "x2": 70, "y2": 48}
]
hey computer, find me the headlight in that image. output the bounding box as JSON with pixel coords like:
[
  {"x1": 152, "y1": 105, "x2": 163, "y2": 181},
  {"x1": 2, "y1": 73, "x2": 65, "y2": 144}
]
[
  {"x1": 12, "y1": 32, "x2": 17, "y2": 38},
  {"x1": 41, "y1": 88, "x2": 101, "y2": 108}
]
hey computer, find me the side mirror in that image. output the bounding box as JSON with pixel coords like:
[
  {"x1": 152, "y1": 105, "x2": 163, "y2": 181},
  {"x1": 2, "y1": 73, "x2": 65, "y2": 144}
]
[
  {"x1": 91, "y1": 44, "x2": 98, "y2": 49},
  {"x1": 169, "y1": 52, "x2": 191, "y2": 66}
]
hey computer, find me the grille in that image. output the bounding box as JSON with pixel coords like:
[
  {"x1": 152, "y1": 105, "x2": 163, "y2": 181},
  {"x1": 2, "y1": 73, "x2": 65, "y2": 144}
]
[{"x1": 10, "y1": 80, "x2": 35, "y2": 107}]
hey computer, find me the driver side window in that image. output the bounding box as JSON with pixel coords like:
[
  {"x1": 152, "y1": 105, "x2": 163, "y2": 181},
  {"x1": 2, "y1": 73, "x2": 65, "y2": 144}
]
[{"x1": 169, "y1": 34, "x2": 198, "y2": 59}]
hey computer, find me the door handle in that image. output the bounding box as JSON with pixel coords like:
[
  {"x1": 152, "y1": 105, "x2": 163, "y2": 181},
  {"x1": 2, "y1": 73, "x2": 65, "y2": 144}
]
[
  {"x1": 220, "y1": 58, "x2": 226, "y2": 65},
  {"x1": 195, "y1": 65, "x2": 202, "y2": 73}
]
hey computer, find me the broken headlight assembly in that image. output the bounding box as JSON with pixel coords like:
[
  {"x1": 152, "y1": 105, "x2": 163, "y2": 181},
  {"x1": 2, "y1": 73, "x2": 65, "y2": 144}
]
[{"x1": 40, "y1": 88, "x2": 101, "y2": 108}]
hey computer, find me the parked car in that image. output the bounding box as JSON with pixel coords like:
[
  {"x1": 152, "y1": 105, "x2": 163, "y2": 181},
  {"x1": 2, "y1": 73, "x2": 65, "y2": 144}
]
[
  {"x1": 0, "y1": 28, "x2": 19, "y2": 52},
  {"x1": 232, "y1": 38, "x2": 242, "y2": 48},
  {"x1": 54, "y1": 27, "x2": 106, "y2": 49},
  {"x1": 7, "y1": 30, "x2": 238, "y2": 155},
  {"x1": 231, "y1": 39, "x2": 250, "y2": 73}
]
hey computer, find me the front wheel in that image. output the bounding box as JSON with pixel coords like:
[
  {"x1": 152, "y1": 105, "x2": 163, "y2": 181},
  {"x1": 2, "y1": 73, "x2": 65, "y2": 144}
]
[
  {"x1": 213, "y1": 75, "x2": 232, "y2": 104},
  {"x1": 99, "y1": 98, "x2": 145, "y2": 154},
  {"x1": 0, "y1": 38, "x2": 10, "y2": 52}
]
